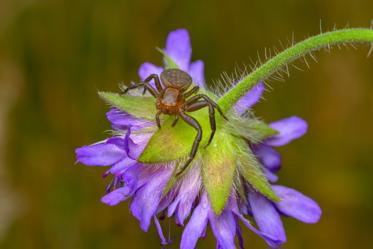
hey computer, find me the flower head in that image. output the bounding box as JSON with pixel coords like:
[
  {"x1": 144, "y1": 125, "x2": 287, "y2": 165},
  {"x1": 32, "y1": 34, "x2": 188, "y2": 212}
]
[{"x1": 76, "y1": 29, "x2": 321, "y2": 248}]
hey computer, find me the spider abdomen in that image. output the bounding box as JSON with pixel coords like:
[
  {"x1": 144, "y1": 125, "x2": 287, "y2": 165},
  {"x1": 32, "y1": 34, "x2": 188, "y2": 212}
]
[
  {"x1": 156, "y1": 88, "x2": 183, "y2": 114},
  {"x1": 160, "y1": 69, "x2": 192, "y2": 90}
]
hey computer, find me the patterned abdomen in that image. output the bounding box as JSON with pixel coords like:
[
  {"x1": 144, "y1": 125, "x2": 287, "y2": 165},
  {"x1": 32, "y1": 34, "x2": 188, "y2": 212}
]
[{"x1": 160, "y1": 69, "x2": 192, "y2": 90}]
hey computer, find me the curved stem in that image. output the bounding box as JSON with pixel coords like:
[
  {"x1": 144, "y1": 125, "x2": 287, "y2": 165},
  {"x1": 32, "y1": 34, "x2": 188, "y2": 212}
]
[{"x1": 218, "y1": 28, "x2": 373, "y2": 112}]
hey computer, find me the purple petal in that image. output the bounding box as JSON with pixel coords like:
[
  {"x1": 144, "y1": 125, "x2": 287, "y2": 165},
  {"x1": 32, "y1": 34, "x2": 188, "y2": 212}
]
[
  {"x1": 263, "y1": 168, "x2": 279, "y2": 183},
  {"x1": 109, "y1": 157, "x2": 137, "y2": 176},
  {"x1": 156, "y1": 186, "x2": 178, "y2": 214},
  {"x1": 209, "y1": 209, "x2": 236, "y2": 249},
  {"x1": 230, "y1": 193, "x2": 281, "y2": 246},
  {"x1": 75, "y1": 140, "x2": 126, "y2": 166},
  {"x1": 130, "y1": 166, "x2": 173, "y2": 231},
  {"x1": 138, "y1": 62, "x2": 163, "y2": 81},
  {"x1": 131, "y1": 164, "x2": 160, "y2": 190},
  {"x1": 238, "y1": 198, "x2": 250, "y2": 216},
  {"x1": 235, "y1": 212, "x2": 284, "y2": 248},
  {"x1": 165, "y1": 29, "x2": 191, "y2": 71},
  {"x1": 253, "y1": 144, "x2": 281, "y2": 172},
  {"x1": 180, "y1": 193, "x2": 209, "y2": 249},
  {"x1": 236, "y1": 221, "x2": 244, "y2": 249},
  {"x1": 122, "y1": 164, "x2": 143, "y2": 191},
  {"x1": 188, "y1": 60, "x2": 205, "y2": 88},
  {"x1": 234, "y1": 81, "x2": 264, "y2": 114},
  {"x1": 101, "y1": 186, "x2": 131, "y2": 206},
  {"x1": 249, "y1": 190, "x2": 286, "y2": 247},
  {"x1": 167, "y1": 165, "x2": 201, "y2": 225},
  {"x1": 273, "y1": 185, "x2": 322, "y2": 224},
  {"x1": 127, "y1": 132, "x2": 153, "y2": 160},
  {"x1": 106, "y1": 136, "x2": 126, "y2": 147},
  {"x1": 106, "y1": 108, "x2": 153, "y2": 131},
  {"x1": 266, "y1": 116, "x2": 308, "y2": 147},
  {"x1": 201, "y1": 225, "x2": 207, "y2": 239}
]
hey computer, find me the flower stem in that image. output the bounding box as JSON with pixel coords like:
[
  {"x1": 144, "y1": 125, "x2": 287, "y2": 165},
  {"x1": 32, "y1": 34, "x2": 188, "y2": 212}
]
[{"x1": 218, "y1": 28, "x2": 373, "y2": 112}]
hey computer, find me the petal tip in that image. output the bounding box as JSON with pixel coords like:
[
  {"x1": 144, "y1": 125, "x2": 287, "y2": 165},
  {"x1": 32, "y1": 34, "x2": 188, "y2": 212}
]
[{"x1": 266, "y1": 116, "x2": 308, "y2": 146}]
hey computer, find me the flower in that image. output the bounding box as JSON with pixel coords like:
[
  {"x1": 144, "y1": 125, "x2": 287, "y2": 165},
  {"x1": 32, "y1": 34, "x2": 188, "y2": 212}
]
[
  {"x1": 138, "y1": 29, "x2": 206, "y2": 89},
  {"x1": 75, "y1": 29, "x2": 321, "y2": 248}
]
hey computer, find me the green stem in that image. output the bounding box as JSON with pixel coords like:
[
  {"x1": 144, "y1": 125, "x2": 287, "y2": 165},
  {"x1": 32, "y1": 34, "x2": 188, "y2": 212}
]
[{"x1": 218, "y1": 28, "x2": 373, "y2": 112}]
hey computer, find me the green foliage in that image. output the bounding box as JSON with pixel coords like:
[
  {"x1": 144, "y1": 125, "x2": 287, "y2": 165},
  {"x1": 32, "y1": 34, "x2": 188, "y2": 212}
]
[
  {"x1": 236, "y1": 140, "x2": 280, "y2": 202},
  {"x1": 162, "y1": 164, "x2": 179, "y2": 196},
  {"x1": 138, "y1": 117, "x2": 193, "y2": 163},
  {"x1": 227, "y1": 116, "x2": 278, "y2": 143},
  {"x1": 201, "y1": 131, "x2": 237, "y2": 214},
  {"x1": 98, "y1": 92, "x2": 157, "y2": 120},
  {"x1": 138, "y1": 107, "x2": 225, "y2": 163},
  {"x1": 157, "y1": 48, "x2": 179, "y2": 69}
]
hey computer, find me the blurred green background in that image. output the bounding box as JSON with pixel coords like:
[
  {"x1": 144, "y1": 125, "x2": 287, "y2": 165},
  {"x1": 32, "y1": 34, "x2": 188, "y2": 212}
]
[{"x1": 1, "y1": 0, "x2": 373, "y2": 248}]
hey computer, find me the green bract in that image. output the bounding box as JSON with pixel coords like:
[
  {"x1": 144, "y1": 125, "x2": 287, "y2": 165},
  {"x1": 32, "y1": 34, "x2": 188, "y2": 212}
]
[
  {"x1": 99, "y1": 92, "x2": 156, "y2": 121},
  {"x1": 157, "y1": 48, "x2": 179, "y2": 69}
]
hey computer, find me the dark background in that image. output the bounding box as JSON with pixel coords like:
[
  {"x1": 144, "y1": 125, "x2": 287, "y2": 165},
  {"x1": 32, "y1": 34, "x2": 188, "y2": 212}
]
[{"x1": 1, "y1": 0, "x2": 373, "y2": 248}]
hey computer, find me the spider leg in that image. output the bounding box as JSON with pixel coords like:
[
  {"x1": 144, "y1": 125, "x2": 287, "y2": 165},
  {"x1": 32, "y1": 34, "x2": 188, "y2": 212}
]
[
  {"x1": 184, "y1": 101, "x2": 216, "y2": 147},
  {"x1": 171, "y1": 115, "x2": 179, "y2": 127},
  {"x1": 142, "y1": 74, "x2": 163, "y2": 95},
  {"x1": 185, "y1": 94, "x2": 228, "y2": 120},
  {"x1": 143, "y1": 84, "x2": 158, "y2": 97},
  {"x1": 144, "y1": 74, "x2": 163, "y2": 92},
  {"x1": 176, "y1": 112, "x2": 202, "y2": 176},
  {"x1": 155, "y1": 111, "x2": 162, "y2": 129},
  {"x1": 153, "y1": 75, "x2": 163, "y2": 92},
  {"x1": 182, "y1": 86, "x2": 199, "y2": 99},
  {"x1": 122, "y1": 82, "x2": 159, "y2": 97},
  {"x1": 142, "y1": 86, "x2": 147, "y2": 95},
  {"x1": 122, "y1": 74, "x2": 161, "y2": 97},
  {"x1": 121, "y1": 83, "x2": 141, "y2": 95}
]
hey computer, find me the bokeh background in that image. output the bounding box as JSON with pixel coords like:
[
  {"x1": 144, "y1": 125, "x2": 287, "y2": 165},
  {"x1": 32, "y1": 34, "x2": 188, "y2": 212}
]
[{"x1": 1, "y1": 0, "x2": 373, "y2": 248}]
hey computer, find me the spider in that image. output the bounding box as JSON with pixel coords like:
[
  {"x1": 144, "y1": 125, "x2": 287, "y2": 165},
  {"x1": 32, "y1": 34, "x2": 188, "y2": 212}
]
[{"x1": 122, "y1": 68, "x2": 228, "y2": 175}]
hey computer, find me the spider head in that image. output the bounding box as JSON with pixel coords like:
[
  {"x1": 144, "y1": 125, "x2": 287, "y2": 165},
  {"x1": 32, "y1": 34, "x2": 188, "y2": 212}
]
[{"x1": 160, "y1": 68, "x2": 192, "y2": 92}]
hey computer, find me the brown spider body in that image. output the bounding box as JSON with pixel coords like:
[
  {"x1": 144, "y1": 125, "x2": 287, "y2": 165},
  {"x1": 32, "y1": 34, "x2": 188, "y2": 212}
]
[
  {"x1": 156, "y1": 88, "x2": 184, "y2": 114},
  {"x1": 122, "y1": 68, "x2": 227, "y2": 175}
]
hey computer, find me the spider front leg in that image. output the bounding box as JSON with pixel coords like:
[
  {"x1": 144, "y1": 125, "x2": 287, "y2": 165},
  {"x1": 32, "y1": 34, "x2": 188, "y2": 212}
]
[
  {"x1": 122, "y1": 82, "x2": 158, "y2": 97},
  {"x1": 155, "y1": 111, "x2": 162, "y2": 129},
  {"x1": 141, "y1": 74, "x2": 163, "y2": 95},
  {"x1": 146, "y1": 74, "x2": 163, "y2": 92},
  {"x1": 176, "y1": 112, "x2": 202, "y2": 176},
  {"x1": 171, "y1": 115, "x2": 179, "y2": 127},
  {"x1": 184, "y1": 101, "x2": 216, "y2": 147},
  {"x1": 121, "y1": 74, "x2": 162, "y2": 97}
]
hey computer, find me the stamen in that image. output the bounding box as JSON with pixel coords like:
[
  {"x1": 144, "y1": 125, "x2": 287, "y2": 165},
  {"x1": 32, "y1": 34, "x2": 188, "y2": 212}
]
[
  {"x1": 153, "y1": 216, "x2": 168, "y2": 246},
  {"x1": 113, "y1": 176, "x2": 119, "y2": 189},
  {"x1": 167, "y1": 219, "x2": 171, "y2": 244},
  {"x1": 105, "y1": 179, "x2": 114, "y2": 193},
  {"x1": 236, "y1": 221, "x2": 244, "y2": 249},
  {"x1": 102, "y1": 170, "x2": 110, "y2": 178}
]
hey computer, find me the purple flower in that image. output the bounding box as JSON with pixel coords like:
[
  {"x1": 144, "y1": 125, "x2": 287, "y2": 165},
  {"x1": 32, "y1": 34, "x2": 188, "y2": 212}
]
[
  {"x1": 138, "y1": 29, "x2": 206, "y2": 88},
  {"x1": 76, "y1": 29, "x2": 321, "y2": 248}
]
